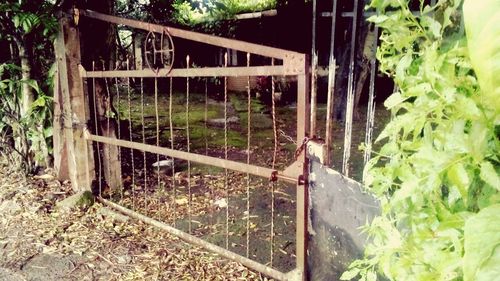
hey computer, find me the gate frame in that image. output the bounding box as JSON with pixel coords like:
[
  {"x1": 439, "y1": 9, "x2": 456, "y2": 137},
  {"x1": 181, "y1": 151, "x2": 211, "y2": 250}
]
[{"x1": 55, "y1": 10, "x2": 311, "y2": 280}]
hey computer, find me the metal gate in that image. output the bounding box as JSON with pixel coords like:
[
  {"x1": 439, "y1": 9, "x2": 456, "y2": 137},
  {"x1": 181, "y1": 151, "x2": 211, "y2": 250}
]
[{"x1": 55, "y1": 9, "x2": 310, "y2": 281}]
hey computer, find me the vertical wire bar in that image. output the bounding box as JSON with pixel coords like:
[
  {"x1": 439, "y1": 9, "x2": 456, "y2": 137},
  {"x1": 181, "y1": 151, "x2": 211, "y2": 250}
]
[
  {"x1": 154, "y1": 77, "x2": 160, "y2": 191},
  {"x1": 310, "y1": 0, "x2": 318, "y2": 137},
  {"x1": 204, "y1": 78, "x2": 213, "y2": 227},
  {"x1": 92, "y1": 61, "x2": 102, "y2": 197},
  {"x1": 114, "y1": 63, "x2": 123, "y2": 200},
  {"x1": 186, "y1": 55, "x2": 192, "y2": 234},
  {"x1": 245, "y1": 53, "x2": 251, "y2": 258},
  {"x1": 140, "y1": 77, "x2": 147, "y2": 212},
  {"x1": 169, "y1": 76, "x2": 177, "y2": 226},
  {"x1": 204, "y1": 78, "x2": 209, "y2": 155},
  {"x1": 342, "y1": 0, "x2": 360, "y2": 177},
  {"x1": 325, "y1": 0, "x2": 338, "y2": 167},
  {"x1": 363, "y1": 26, "x2": 379, "y2": 169},
  {"x1": 126, "y1": 60, "x2": 136, "y2": 211},
  {"x1": 102, "y1": 61, "x2": 111, "y2": 194},
  {"x1": 270, "y1": 58, "x2": 277, "y2": 267},
  {"x1": 224, "y1": 52, "x2": 229, "y2": 250}
]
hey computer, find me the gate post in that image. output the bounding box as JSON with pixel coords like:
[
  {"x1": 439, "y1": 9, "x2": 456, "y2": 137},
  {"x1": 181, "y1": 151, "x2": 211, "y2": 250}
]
[
  {"x1": 296, "y1": 54, "x2": 310, "y2": 280},
  {"x1": 53, "y1": 13, "x2": 94, "y2": 192}
]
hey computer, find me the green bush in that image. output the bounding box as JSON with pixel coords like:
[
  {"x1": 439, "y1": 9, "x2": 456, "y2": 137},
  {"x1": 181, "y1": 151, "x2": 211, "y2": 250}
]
[{"x1": 342, "y1": 0, "x2": 499, "y2": 280}]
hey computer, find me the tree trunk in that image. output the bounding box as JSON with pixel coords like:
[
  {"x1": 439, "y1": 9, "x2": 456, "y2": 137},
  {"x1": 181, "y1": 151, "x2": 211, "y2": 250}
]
[
  {"x1": 15, "y1": 37, "x2": 34, "y2": 118},
  {"x1": 78, "y1": 0, "x2": 122, "y2": 192}
]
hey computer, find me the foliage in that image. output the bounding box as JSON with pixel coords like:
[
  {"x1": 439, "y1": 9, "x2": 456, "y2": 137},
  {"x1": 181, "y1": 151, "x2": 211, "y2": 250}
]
[
  {"x1": 341, "y1": 0, "x2": 500, "y2": 280},
  {"x1": 0, "y1": 63, "x2": 53, "y2": 172},
  {"x1": 171, "y1": 0, "x2": 276, "y2": 26},
  {"x1": 0, "y1": 1, "x2": 58, "y2": 172}
]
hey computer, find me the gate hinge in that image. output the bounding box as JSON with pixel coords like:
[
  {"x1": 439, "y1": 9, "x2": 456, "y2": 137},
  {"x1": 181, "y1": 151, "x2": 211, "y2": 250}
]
[{"x1": 270, "y1": 160, "x2": 306, "y2": 185}]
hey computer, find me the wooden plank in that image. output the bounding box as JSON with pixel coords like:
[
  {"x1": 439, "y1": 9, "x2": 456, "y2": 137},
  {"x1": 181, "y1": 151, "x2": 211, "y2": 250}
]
[
  {"x1": 52, "y1": 67, "x2": 70, "y2": 180},
  {"x1": 54, "y1": 16, "x2": 94, "y2": 192}
]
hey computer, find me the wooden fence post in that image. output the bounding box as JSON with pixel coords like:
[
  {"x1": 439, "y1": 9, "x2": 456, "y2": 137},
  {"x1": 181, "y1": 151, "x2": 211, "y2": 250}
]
[{"x1": 53, "y1": 13, "x2": 94, "y2": 192}]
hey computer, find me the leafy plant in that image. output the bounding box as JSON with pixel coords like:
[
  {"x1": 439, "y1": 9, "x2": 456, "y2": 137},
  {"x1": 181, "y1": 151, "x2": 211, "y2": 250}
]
[
  {"x1": 0, "y1": 1, "x2": 58, "y2": 173},
  {"x1": 341, "y1": 0, "x2": 499, "y2": 280},
  {"x1": 0, "y1": 63, "x2": 53, "y2": 172}
]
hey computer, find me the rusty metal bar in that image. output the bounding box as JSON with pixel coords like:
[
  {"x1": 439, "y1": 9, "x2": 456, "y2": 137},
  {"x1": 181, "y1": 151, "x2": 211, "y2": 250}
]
[
  {"x1": 140, "y1": 78, "x2": 148, "y2": 211},
  {"x1": 186, "y1": 55, "x2": 192, "y2": 233},
  {"x1": 296, "y1": 69, "x2": 310, "y2": 280},
  {"x1": 168, "y1": 76, "x2": 177, "y2": 226},
  {"x1": 325, "y1": 59, "x2": 336, "y2": 167},
  {"x1": 342, "y1": 0, "x2": 360, "y2": 176},
  {"x1": 85, "y1": 133, "x2": 299, "y2": 184},
  {"x1": 325, "y1": 0, "x2": 338, "y2": 167},
  {"x1": 81, "y1": 65, "x2": 290, "y2": 78},
  {"x1": 309, "y1": 0, "x2": 318, "y2": 138},
  {"x1": 223, "y1": 52, "x2": 229, "y2": 249},
  {"x1": 97, "y1": 197, "x2": 288, "y2": 281},
  {"x1": 79, "y1": 9, "x2": 301, "y2": 61},
  {"x1": 363, "y1": 26, "x2": 378, "y2": 168}
]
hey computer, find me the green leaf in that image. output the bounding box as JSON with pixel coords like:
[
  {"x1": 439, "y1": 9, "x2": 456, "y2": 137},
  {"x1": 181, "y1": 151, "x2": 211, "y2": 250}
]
[
  {"x1": 340, "y1": 268, "x2": 360, "y2": 280},
  {"x1": 480, "y1": 161, "x2": 500, "y2": 191},
  {"x1": 463, "y1": 204, "x2": 500, "y2": 281},
  {"x1": 30, "y1": 96, "x2": 46, "y2": 109},
  {"x1": 384, "y1": 92, "x2": 405, "y2": 109},
  {"x1": 475, "y1": 245, "x2": 500, "y2": 281},
  {"x1": 463, "y1": 0, "x2": 500, "y2": 112},
  {"x1": 13, "y1": 15, "x2": 20, "y2": 28},
  {"x1": 448, "y1": 162, "x2": 470, "y2": 201}
]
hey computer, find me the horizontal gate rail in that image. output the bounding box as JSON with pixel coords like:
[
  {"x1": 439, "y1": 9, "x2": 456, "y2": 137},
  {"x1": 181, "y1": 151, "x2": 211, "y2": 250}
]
[
  {"x1": 85, "y1": 132, "x2": 298, "y2": 184},
  {"x1": 97, "y1": 197, "x2": 293, "y2": 281},
  {"x1": 80, "y1": 65, "x2": 288, "y2": 78},
  {"x1": 79, "y1": 9, "x2": 306, "y2": 75}
]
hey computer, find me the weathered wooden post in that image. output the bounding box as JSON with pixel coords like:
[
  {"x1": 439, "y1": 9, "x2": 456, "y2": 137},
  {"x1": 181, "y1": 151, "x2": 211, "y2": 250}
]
[{"x1": 53, "y1": 12, "x2": 94, "y2": 192}]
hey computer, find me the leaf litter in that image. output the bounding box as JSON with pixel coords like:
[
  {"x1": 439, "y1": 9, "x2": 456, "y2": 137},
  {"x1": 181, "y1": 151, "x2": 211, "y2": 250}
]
[{"x1": 0, "y1": 158, "x2": 271, "y2": 280}]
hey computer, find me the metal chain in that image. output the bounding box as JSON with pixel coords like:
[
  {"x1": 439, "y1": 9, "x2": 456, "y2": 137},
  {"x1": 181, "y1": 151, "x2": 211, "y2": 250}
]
[{"x1": 278, "y1": 129, "x2": 296, "y2": 145}]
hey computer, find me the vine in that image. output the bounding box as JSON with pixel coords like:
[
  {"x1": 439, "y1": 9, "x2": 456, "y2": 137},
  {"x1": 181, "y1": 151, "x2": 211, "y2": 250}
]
[{"x1": 342, "y1": 0, "x2": 499, "y2": 280}]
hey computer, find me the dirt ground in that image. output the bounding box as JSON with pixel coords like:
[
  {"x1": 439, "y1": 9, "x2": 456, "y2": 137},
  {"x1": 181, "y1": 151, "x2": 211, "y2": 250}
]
[{"x1": 0, "y1": 159, "x2": 269, "y2": 281}]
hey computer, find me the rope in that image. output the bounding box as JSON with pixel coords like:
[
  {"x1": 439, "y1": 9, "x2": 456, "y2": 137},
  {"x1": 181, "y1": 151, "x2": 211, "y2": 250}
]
[
  {"x1": 169, "y1": 76, "x2": 177, "y2": 227},
  {"x1": 245, "y1": 53, "x2": 251, "y2": 258},
  {"x1": 140, "y1": 77, "x2": 147, "y2": 212},
  {"x1": 224, "y1": 52, "x2": 229, "y2": 250}
]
